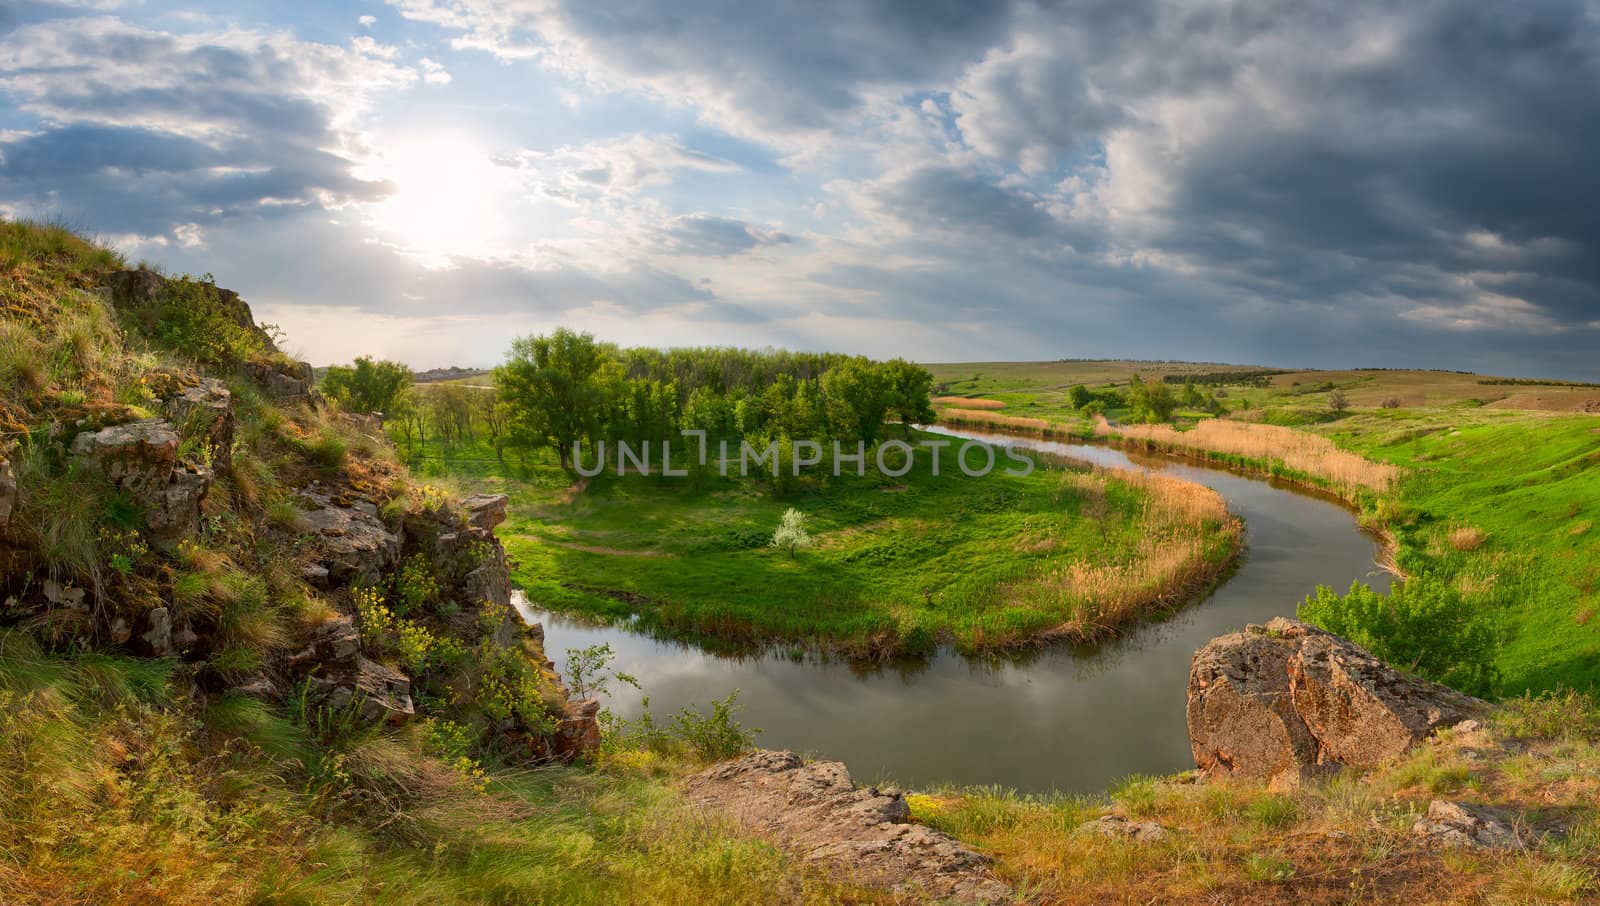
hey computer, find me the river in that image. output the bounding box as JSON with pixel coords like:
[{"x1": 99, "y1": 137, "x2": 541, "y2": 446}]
[{"x1": 512, "y1": 426, "x2": 1392, "y2": 794}]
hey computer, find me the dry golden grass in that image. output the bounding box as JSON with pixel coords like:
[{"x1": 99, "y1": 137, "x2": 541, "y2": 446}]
[
  {"x1": 1451, "y1": 526, "x2": 1488, "y2": 552},
  {"x1": 937, "y1": 408, "x2": 1051, "y2": 432},
  {"x1": 1003, "y1": 468, "x2": 1241, "y2": 641},
  {"x1": 921, "y1": 707, "x2": 1600, "y2": 905},
  {"x1": 931, "y1": 396, "x2": 1006, "y2": 409},
  {"x1": 1099, "y1": 416, "x2": 1402, "y2": 494}
]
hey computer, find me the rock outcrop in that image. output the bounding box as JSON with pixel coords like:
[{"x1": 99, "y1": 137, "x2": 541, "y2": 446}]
[
  {"x1": 288, "y1": 615, "x2": 415, "y2": 724},
  {"x1": 71, "y1": 420, "x2": 211, "y2": 545},
  {"x1": 297, "y1": 489, "x2": 402, "y2": 588},
  {"x1": 1411, "y1": 800, "x2": 1521, "y2": 849},
  {"x1": 245, "y1": 359, "x2": 319, "y2": 403},
  {"x1": 163, "y1": 378, "x2": 234, "y2": 471},
  {"x1": 1187, "y1": 618, "x2": 1485, "y2": 784},
  {"x1": 684, "y1": 750, "x2": 1010, "y2": 904}
]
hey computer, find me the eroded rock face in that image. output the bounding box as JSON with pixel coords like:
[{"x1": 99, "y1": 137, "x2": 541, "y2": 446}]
[
  {"x1": 290, "y1": 616, "x2": 414, "y2": 724},
  {"x1": 1188, "y1": 618, "x2": 1485, "y2": 784},
  {"x1": 71, "y1": 420, "x2": 211, "y2": 544},
  {"x1": 297, "y1": 491, "x2": 401, "y2": 588},
  {"x1": 163, "y1": 378, "x2": 234, "y2": 471},
  {"x1": 104, "y1": 269, "x2": 276, "y2": 354},
  {"x1": 245, "y1": 360, "x2": 319, "y2": 403},
  {"x1": 684, "y1": 750, "x2": 1011, "y2": 904},
  {"x1": 552, "y1": 699, "x2": 602, "y2": 761}
]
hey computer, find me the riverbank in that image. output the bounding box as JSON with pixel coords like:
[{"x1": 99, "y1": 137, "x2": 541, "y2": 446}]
[
  {"x1": 411, "y1": 432, "x2": 1240, "y2": 659},
  {"x1": 928, "y1": 361, "x2": 1600, "y2": 696}
]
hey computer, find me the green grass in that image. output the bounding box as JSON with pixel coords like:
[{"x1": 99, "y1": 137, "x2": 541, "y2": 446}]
[
  {"x1": 1316, "y1": 410, "x2": 1600, "y2": 692},
  {"x1": 924, "y1": 359, "x2": 1600, "y2": 696},
  {"x1": 402, "y1": 432, "x2": 1238, "y2": 656}
]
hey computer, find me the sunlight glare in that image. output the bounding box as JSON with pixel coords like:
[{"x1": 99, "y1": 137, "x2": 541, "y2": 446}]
[{"x1": 367, "y1": 136, "x2": 509, "y2": 265}]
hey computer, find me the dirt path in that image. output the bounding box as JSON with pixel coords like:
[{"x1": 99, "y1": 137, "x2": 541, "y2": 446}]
[{"x1": 684, "y1": 751, "x2": 1011, "y2": 904}]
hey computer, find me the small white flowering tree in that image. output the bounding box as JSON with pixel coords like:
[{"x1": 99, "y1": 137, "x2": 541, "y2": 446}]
[{"x1": 770, "y1": 507, "x2": 813, "y2": 558}]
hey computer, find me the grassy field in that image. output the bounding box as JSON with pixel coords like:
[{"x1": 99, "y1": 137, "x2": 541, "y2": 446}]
[
  {"x1": 404, "y1": 434, "x2": 1240, "y2": 657},
  {"x1": 928, "y1": 692, "x2": 1600, "y2": 904},
  {"x1": 925, "y1": 360, "x2": 1600, "y2": 694}
]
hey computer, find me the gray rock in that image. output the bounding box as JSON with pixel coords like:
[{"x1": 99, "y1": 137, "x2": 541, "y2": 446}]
[
  {"x1": 70, "y1": 419, "x2": 211, "y2": 543},
  {"x1": 290, "y1": 617, "x2": 414, "y2": 725},
  {"x1": 246, "y1": 360, "x2": 320, "y2": 403},
  {"x1": 1188, "y1": 618, "x2": 1486, "y2": 784},
  {"x1": 461, "y1": 493, "x2": 510, "y2": 531},
  {"x1": 43, "y1": 578, "x2": 88, "y2": 611},
  {"x1": 1078, "y1": 815, "x2": 1170, "y2": 842},
  {"x1": 163, "y1": 378, "x2": 234, "y2": 471},
  {"x1": 297, "y1": 491, "x2": 401, "y2": 587},
  {"x1": 1412, "y1": 800, "x2": 1520, "y2": 849},
  {"x1": 685, "y1": 750, "x2": 1011, "y2": 904},
  {"x1": 141, "y1": 606, "x2": 173, "y2": 656}
]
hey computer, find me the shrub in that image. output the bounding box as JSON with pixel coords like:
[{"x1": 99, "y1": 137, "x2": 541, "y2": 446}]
[
  {"x1": 146, "y1": 274, "x2": 268, "y2": 366},
  {"x1": 672, "y1": 691, "x2": 759, "y2": 761},
  {"x1": 1298, "y1": 575, "x2": 1500, "y2": 696}
]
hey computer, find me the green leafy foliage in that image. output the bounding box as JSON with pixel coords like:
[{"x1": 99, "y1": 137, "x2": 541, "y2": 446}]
[
  {"x1": 321, "y1": 356, "x2": 413, "y2": 415},
  {"x1": 1299, "y1": 575, "x2": 1500, "y2": 696},
  {"x1": 146, "y1": 274, "x2": 268, "y2": 366}
]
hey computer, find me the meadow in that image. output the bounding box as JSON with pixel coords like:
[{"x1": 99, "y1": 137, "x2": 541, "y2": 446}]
[
  {"x1": 926, "y1": 360, "x2": 1600, "y2": 694},
  {"x1": 405, "y1": 432, "x2": 1241, "y2": 657}
]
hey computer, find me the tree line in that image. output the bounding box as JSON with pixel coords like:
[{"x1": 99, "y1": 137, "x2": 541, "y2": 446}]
[{"x1": 318, "y1": 330, "x2": 938, "y2": 469}]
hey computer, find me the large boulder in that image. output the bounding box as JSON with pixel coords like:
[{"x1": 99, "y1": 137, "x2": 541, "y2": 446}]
[
  {"x1": 245, "y1": 359, "x2": 319, "y2": 403},
  {"x1": 71, "y1": 420, "x2": 212, "y2": 544},
  {"x1": 297, "y1": 490, "x2": 401, "y2": 588},
  {"x1": 1187, "y1": 618, "x2": 1485, "y2": 784}
]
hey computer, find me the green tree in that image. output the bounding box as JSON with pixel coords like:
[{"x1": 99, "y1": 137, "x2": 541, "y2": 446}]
[
  {"x1": 822, "y1": 359, "x2": 888, "y2": 444},
  {"x1": 321, "y1": 357, "x2": 413, "y2": 416},
  {"x1": 1126, "y1": 374, "x2": 1176, "y2": 423},
  {"x1": 1066, "y1": 385, "x2": 1092, "y2": 409},
  {"x1": 497, "y1": 328, "x2": 614, "y2": 469},
  {"x1": 880, "y1": 359, "x2": 936, "y2": 436}
]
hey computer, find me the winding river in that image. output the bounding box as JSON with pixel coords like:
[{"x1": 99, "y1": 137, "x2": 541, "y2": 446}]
[{"x1": 513, "y1": 426, "x2": 1392, "y2": 794}]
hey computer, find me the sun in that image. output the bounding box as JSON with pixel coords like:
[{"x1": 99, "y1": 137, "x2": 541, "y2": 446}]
[{"x1": 366, "y1": 136, "x2": 509, "y2": 264}]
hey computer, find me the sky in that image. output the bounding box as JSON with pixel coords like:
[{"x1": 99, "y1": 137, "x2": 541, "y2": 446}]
[{"x1": 2, "y1": 1, "x2": 1598, "y2": 378}]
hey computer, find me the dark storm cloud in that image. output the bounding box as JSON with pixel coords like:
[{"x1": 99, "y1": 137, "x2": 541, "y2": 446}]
[
  {"x1": 0, "y1": 16, "x2": 409, "y2": 235},
  {"x1": 390, "y1": 0, "x2": 1019, "y2": 137}
]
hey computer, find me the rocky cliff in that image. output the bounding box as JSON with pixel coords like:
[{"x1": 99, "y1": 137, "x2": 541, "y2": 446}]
[{"x1": 0, "y1": 265, "x2": 596, "y2": 762}]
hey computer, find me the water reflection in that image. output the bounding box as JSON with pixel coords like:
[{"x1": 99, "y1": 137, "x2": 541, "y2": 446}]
[{"x1": 514, "y1": 426, "x2": 1390, "y2": 793}]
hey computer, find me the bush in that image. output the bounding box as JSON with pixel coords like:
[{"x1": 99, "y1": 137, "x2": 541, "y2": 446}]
[
  {"x1": 147, "y1": 274, "x2": 268, "y2": 366},
  {"x1": 1298, "y1": 575, "x2": 1500, "y2": 696},
  {"x1": 672, "y1": 691, "x2": 759, "y2": 761}
]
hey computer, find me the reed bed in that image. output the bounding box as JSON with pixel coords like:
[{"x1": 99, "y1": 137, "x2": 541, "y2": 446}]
[
  {"x1": 931, "y1": 396, "x2": 1006, "y2": 410},
  {"x1": 1000, "y1": 468, "x2": 1242, "y2": 642},
  {"x1": 1098, "y1": 417, "x2": 1401, "y2": 494},
  {"x1": 936, "y1": 407, "x2": 1052, "y2": 432}
]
